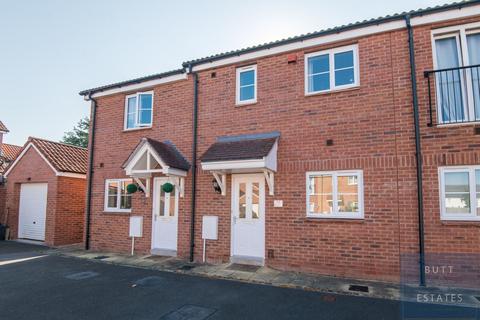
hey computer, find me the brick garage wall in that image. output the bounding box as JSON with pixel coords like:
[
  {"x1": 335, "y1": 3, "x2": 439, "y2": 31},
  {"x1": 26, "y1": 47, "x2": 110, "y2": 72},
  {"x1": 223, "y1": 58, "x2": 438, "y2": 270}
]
[
  {"x1": 89, "y1": 78, "x2": 194, "y2": 257},
  {"x1": 54, "y1": 176, "x2": 86, "y2": 245},
  {"x1": 4, "y1": 147, "x2": 58, "y2": 246}
]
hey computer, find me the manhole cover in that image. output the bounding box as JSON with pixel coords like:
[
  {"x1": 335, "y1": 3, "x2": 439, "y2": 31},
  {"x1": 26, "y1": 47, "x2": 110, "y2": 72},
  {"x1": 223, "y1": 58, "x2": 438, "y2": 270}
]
[
  {"x1": 134, "y1": 276, "x2": 165, "y2": 287},
  {"x1": 65, "y1": 271, "x2": 99, "y2": 280},
  {"x1": 161, "y1": 305, "x2": 216, "y2": 320},
  {"x1": 227, "y1": 264, "x2": 260, "y2": 273},
  {"x1": 93, "y1": 255, "x2": 109, "y2": 260}
]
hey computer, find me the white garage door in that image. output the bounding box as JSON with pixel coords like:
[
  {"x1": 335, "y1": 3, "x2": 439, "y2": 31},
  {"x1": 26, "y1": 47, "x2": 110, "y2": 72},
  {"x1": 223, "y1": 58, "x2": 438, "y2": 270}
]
[{"x1": 18, "y1": 183, "x2": 48, "y2": 241}]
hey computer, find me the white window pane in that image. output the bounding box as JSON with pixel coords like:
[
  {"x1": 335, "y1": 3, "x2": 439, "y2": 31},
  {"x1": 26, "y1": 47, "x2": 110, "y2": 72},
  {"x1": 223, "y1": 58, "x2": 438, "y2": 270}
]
[
  {"x1": 444, "y1": 172, "x2": 469, "y2": 193},
  {"x1": 252, "y1": 183, "x2": 259, "y2": 219},
  {"x1": 240, "y1": 86, "x2": 255, "y2": 101},
  {"x1": 309, "y1": 176, "x2": 333, "y2": 214},
  {"x1": 335, "y1": 68, "x2": 355, "y2": 86},
  {"x1": 168, "y1": 186, "x2": 176, "y2": 217},
  {"x1": 337, "y1": 176, "x2": 359, "y2": 213},
  {"x1": 107, "y1": 196, "x2": 117, "y2": 208},
  {"x1": 159, "y1": 189, "x2": 165, "y2": 216},
  {"x1": 334, "y1": 51, "x2": 354, "y2": 70},
  {"x1": 107, "y1": 181, "x2": 118, "y2": 208},
  {"x1": 120, "y1": 181, "x2": 132, "y2": 209},
  {"x1": 127, "y1": 113, "x2": 136, "y2": 129},
  {"x1": 239, "y1": 183, "x2": 246, "y2": 219},
  {"x1": 139, "y1": 94, "x2": 152, "y2": 110},
  {"x1": 308, "y1": 54, "x2": 329, "y2": 74},
  {"x1": 127, "y1": 97, "x2": 137, "y2": 113},
  {"x1": 445, "y1": 193, "x2": 471, "y2": 214},
  {"x1": 240, "y1": 70, "x2": 255, "y2": 86},
  {"x1": 467, "y1": 34, "x2": 480, "y2": 119},
  {"x1": 138, "y1": 109, "x2": 152, "y2": 125},
  {"x1": 467, "y1": 33, "x2": 480, "y2": 65},
  {"x1": 435, "y1": 37, "x2": 460, "y2": 69},
  {"x1": 309, "y1": 73, "x2": 330, "y2": 92}
]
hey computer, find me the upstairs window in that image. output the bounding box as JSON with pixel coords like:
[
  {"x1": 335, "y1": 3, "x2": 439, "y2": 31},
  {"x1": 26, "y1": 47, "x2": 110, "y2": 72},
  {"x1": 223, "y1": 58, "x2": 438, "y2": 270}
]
[
  {"x1": 439, "y1": 166, "x2": 480, "y2": 221},
  {"x1": 125, "y1": 91, "x2": 153, "y2": 130},
  {"x1": 432, "y1": 23, "x2": 480, "y2": 124},
  {"x1": 305, "y1": 44, "x2": 359, "y2": 95},
  {"x1": 306, "y1": 170, "x2": 364, "y2": 219},
  {"x1": 236, "y1": 65, "x2": 257, "y2": 105}
]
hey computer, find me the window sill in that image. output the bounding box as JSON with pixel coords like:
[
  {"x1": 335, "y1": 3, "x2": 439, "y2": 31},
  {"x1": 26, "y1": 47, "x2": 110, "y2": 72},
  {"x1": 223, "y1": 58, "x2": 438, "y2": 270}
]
[
  {"x1": 123, "y1": 126, "x2": 152, "y2": 133},
  {"x1": 235, "y1": 100, "x2": 257, "y2": 107},
  {"x1": 305, "y1": 85, "x2": 360, "y2": 97},
  {"x1": 103, "y1": 210, "x2": 131, "y2": 215},
  {"x1": 435, "y1": 122, "x2": 480, "y2": 128},
  {"x1": 440, "y1": 218, "x2": 480, "y2": 224},
  {"x1": 306, "y1": 214, "x2": 364, "y2": 221}
]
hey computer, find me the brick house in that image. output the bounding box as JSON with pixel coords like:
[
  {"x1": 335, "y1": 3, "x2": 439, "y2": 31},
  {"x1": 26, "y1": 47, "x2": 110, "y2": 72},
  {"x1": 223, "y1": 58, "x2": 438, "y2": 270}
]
[
  {"x1": 2, "y1": 138, "x2": 87, "y2": 246},
  {"x1": 0, "y1": 121, "x2": 22, "y2": 220},
  {"x1": 79, "y1": 2, "x2": 480, "y2": 284}
]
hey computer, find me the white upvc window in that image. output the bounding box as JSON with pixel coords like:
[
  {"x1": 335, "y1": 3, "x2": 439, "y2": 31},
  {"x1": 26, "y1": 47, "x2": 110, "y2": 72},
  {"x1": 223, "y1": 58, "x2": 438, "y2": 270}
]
[
  {"x1": 306, "y1": 170, "x2": 364, "y2": 219},
  {"x1": 236, "y1": 65, "x2": 257, "y2": 105},
  {"x1": 124, "y1": 91, "x2": 153, "y2": 130},
  {"x1": 104, "y1": 179, "x2": 133, "y2": 212},
  {"x1": 439, "y1": 166, "x2": 480, "y2": 221},
  {"x1": 305, "y1": 44, "x2": 359, "y2": 95},
  {"x1": 431, "y1": 23, "x2": 480, "y2": 124}
]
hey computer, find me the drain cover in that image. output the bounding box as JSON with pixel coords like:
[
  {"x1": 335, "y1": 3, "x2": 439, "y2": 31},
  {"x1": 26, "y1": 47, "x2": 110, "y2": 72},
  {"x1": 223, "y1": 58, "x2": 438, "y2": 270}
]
[
  {"x1": 134, "y1": 276, "x2": 165, "y2": 287},
  {"x1": 93, "y1": 255, "x2": 109, "y2": 260},
  {"x1": 65, "y1": 271, "x2": 99, "y2": 280},
  {"x1": 348, "y1": 285, "x2": 369, "y2": 293},
  {"x1": 161, "y1": 305, "x2": 216, "y2": 320},
  {"x1": 178, "y1": 264, "x2": 195, "y2": 271}
]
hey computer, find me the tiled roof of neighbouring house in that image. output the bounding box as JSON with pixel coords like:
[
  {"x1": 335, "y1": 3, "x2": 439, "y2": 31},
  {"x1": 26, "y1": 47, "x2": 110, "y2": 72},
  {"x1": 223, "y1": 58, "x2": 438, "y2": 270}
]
[
  {"x1": 201, "y1": 132, "x2": 279, "y2": 163},
  {"x1": 79, "y1": 1, "x2": 480, "y2": 96},
  {"x1": 28, "y1": 137, "x2": 88, "y2": 174},
  {"x1": 0, "y1": 121, "x2": 9, "y2": 132},
  {"x1": 2, "y1": 144, "x2": 22, "y2": 161}
]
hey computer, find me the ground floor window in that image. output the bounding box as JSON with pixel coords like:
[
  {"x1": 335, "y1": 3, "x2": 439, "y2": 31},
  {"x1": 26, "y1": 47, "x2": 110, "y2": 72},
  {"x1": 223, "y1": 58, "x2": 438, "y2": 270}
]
[
  {"x1": 439, "y1": 166, "x2": 480, "y2": 221},
  {"x1": 104, "y1": 179, "x2": 133, "y2": 212},
  {"x1": 306, "y1": 170, "x2": 363, "y2": 219}
]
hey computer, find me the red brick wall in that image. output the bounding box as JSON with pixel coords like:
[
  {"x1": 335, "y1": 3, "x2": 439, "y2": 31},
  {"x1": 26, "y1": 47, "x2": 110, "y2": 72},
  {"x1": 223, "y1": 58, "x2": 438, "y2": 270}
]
[
  {"x1": 4, "y1": 146, "x2": 86, "y2": 246},
  {"x1": 0, "y1": 185, "x2": 6, "y2": 224},
  {"x1": 88, "y1": 15, "x2": 480, "y2": 283}
]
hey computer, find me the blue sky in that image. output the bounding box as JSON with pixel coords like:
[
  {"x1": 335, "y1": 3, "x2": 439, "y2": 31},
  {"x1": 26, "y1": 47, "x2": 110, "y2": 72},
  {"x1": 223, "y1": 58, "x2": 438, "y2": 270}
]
[{"x1": 0, "y1": 0, "x2": 450, "y2": 146}]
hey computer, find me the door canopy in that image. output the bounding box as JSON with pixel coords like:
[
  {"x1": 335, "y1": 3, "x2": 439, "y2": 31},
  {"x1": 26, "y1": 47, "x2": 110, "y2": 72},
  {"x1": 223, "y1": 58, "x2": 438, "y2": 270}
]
[
  {"x1": 200, "y1": 132, "x2": 279, "y2": 196},
  {"x1": 123, "y1": 138, "x2": 190, "y2": 197}
]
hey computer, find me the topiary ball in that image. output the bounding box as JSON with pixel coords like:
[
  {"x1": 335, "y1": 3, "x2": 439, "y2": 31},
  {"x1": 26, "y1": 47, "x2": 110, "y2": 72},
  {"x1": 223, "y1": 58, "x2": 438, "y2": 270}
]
[
  {"x1": 162, "y1": 182, "x2": 174, "y2": 193},
  {"x1": 126, "y1": 183, "x2": 138, "y2": 194}
]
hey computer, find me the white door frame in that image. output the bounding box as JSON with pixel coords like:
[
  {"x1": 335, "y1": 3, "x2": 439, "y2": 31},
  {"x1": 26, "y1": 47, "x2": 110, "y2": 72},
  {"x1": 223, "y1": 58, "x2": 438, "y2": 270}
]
[
  {"x1": 230, "y1": 173, "x2": 266, "y2": 265},
  {"x1": 151, "y1": 177, "x2": 179, "y2": 256}
]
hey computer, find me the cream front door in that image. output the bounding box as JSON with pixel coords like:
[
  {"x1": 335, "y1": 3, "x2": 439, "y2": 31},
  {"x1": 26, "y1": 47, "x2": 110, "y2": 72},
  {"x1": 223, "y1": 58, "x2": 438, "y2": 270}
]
[
  {"x1": 151, "y1": 178, "x2": 179, "y2": 256},
  {"x1": 231, "y1": 174, "x2": 265, "y2": 265}
]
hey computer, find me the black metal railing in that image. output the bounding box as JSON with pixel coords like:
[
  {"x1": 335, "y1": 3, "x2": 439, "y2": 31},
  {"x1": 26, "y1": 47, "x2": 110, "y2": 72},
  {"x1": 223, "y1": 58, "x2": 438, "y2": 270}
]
[{"x1": 424, "y1": 64, "x2": 480, "y2": 126}]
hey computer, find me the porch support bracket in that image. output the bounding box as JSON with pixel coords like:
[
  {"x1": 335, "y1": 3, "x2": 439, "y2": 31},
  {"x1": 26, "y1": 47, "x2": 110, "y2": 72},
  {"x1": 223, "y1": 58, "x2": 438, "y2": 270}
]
[
  {"x1": 212, "y1": 171, "x2": 227, "y2": 196},
  {"x1": 263, "y1": 170, "x2": 274, "y2": 196}
]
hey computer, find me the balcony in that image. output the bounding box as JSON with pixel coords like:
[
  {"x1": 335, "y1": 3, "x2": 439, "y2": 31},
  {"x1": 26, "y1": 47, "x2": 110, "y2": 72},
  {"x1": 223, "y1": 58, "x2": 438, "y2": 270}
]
[{"x1": 424, "y1": 64, "x2": 480, "y2": 126}]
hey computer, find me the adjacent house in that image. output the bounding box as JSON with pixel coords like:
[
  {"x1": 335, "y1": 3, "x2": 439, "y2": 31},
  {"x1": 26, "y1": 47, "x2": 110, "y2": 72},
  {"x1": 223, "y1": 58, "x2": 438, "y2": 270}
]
[
  {"x1": 2, "y1": 138, "x2": 87, "y2": 246},
  {"x1": 79, "y1": 1, "x2": 480, "y2": 284},
  {"x1": 0, "y1": 121, "x2": 22, "y2": 221}
]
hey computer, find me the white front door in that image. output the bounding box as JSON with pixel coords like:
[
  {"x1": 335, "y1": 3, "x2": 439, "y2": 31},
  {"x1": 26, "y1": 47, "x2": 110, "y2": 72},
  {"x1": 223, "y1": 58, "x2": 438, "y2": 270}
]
[
  {"x1": 231, "y1": 174, "x2": 265, "y2": 264},
  {"x1": 151, "y1": 178, "x2": 179, "y2": 256},
  {"x1": 18, "y1": 183, "x2": 48, "y2": 241}
]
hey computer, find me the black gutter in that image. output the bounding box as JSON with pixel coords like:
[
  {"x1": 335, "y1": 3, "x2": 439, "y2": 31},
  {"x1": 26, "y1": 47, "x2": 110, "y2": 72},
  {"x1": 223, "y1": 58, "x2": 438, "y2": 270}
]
[
  {"x1": 405, "y1": 15, "x2": 426, "y2": 287},
  {"x1": 189, "y1": 66, "x2": 199, "y2": 262},
  {"x1": 84, "y1": 93, "x2": 97, "y2": 250}
]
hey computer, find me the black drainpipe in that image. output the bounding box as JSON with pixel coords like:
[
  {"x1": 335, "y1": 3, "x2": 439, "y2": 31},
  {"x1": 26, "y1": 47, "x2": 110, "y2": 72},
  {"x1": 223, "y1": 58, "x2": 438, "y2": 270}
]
[
  {"x1": 189, "y1": 66, "x2": 199, "y2": 262},
  {"x1": 405, "y1": 15, "x2": 426, "y2": 287},
  {"x1": 84, "y1": 92, "x2": 97, "y2": 250}
]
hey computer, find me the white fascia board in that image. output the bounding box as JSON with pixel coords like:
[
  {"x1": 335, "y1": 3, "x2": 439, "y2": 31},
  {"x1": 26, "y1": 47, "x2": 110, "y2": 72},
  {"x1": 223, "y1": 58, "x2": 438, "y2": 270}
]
[
  {"x1": 191, "y1": 20, "x2": 405, "y2": 72},
  {"x1": 57, "y1": 172, "x2": 87, "y2": 179},
  {"x1": 163, "y1": 167, "x2": 188, "y2": 177},
  {"x1": 189, "y1": 4, "x2": 480, "y2": 72},
  {"x1": 91, "y1": 73, "x2": 188, "y2": 98},
  {"x1": 4, "y1": 143, "x2": 59, "y2": 177},
  {"x1": 201, "y1": 159, "x2": 267, "y2": 171}
]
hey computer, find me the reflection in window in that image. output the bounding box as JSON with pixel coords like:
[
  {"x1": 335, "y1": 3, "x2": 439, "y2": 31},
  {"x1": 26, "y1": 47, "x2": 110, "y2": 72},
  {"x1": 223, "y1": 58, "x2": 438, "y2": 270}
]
[
  {"x1": 444, "y1": 171, "x2": 471, "y2": 214},
  {"x1": 105, "y1": 179, "x2": 132, "y2": 211},
  {"x1": 239, "y1": 183, "x2": 246, "y2": 219},
  {"x1": 252, "y1": 183, "x2": 260, "y2": 219}
]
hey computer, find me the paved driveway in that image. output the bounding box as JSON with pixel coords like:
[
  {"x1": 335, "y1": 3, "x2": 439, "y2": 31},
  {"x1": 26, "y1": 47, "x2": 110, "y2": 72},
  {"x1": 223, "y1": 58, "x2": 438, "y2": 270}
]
[{"x1": 0, "y1": 241, "x2": 478, "y2": 320}]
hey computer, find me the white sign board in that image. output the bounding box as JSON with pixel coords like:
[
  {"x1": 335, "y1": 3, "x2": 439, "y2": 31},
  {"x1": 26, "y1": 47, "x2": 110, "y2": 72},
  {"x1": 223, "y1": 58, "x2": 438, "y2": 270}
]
[
  {"x1": 129, "y1": 216, "x2": 143, "y2": 237},
  {"x1": 202, "y1": 216, "x2": 218, "y2": 240}
]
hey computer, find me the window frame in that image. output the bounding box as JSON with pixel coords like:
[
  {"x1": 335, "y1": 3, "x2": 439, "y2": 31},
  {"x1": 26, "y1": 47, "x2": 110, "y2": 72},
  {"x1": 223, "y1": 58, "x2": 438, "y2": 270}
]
[
  {"x1": 439, "y1": 166, "x2": 480, "y2": 221},
  {"x1": 431, "y1": 22, "x2": 480, "y2": 124},
  {"x1": 304, "y1": 44, "x2": 360, "y2": 96},
  {"x1": 306, "y1": 170, "x2": 364, "y2": 219},
  {"x1": 104, "y1": 178, "x2": 133, "y2": 213},
  {"x1": 124, "y1": 91, "x2": 154, "y2": 130},
  {"x1": 236, "y1": 65, "x2": 257, "y2": 105}
]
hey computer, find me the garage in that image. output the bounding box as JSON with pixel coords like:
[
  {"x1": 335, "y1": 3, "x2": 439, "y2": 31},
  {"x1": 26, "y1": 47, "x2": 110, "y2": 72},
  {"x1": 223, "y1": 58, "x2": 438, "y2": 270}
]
[
  {"x1": 2, "y1": 137, "x2": 87, "y2": 246},
  {"x1": 18, "y1": 183, "x2": 48, "y2": 241}
]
